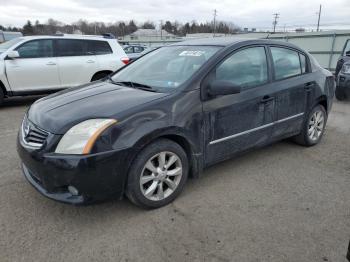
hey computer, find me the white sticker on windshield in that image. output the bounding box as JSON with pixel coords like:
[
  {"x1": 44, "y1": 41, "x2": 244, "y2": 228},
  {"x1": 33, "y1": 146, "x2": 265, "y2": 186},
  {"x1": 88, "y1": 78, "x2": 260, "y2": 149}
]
[{"x1": 179, "y1": 51, "x2": 205, "y2": 57}]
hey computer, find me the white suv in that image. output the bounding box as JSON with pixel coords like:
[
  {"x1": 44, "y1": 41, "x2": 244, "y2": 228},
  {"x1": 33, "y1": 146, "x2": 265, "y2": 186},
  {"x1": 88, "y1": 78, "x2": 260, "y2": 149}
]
[{"x1": 0, "y1": 34, "x2": 129, "y2": 105}]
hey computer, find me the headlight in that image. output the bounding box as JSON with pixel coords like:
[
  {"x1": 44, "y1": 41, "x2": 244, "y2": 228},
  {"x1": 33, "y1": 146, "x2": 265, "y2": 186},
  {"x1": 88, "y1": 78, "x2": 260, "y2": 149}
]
[
  {"x1": 55, "y1": 119, "x2": 117, "y2": 154},
  {"x1": 341, "y1": 64, "x2": 350, "y2": 74}
]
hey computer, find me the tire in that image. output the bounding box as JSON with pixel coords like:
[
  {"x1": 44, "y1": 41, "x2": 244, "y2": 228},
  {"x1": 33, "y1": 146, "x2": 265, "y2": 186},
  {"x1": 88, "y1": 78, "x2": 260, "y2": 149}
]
[
  {"x1": 91, "y1": 72, "x2": 110, "y2": 82},
  {"x1": 335, "y1": 87, "x2": 346, "y2": 101},
  {"x1": 0, "y1": 88, "x2": 4, "y2": 106},
  {"x1": 126, "y1": 139, "x2": 189, "y2": 209},
  {"x1": 293, "y1": 104, "x2": 327, "y2": 147}
]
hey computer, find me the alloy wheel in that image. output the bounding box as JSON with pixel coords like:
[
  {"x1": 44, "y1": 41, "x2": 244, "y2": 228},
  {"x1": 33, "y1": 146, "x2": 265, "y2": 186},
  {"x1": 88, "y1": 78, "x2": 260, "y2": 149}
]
[
  {"x1": 308, "y1": 110, "x2": 325, "y2": 141},
  {"x1": 140, "y1": 151, "x2": 183, "y2": 201}
]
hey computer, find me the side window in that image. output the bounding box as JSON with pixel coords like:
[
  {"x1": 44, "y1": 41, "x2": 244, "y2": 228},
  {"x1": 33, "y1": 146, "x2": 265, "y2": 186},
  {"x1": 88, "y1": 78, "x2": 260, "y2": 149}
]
[
  {"x1": 271, "y1": 47, "x2": 301, "y2": 80},
  {"x1": 124, "y1": 46, "x2": 133, "y2": 54},
  {"x1": 215, "y1": 47, "x2": 268, "y2": 89},
  {"x1": 16, "y1": 40, "x2": 53, "y2": 58},
  {"x1": 134, "y1": 46, "x2": 144, "y2": 53},
  {"x1": 56, "y1": 39, "x2": 88, "y2": 57},
  {"x1": 299, "y1": 53, "x2": 307, "y2": 73},
  {"x1": 88, "y1": 40, "x2": 112, "y2": 55},
  {"x1": 343, "y1": 40, "x2": 350, "y2": 56}
]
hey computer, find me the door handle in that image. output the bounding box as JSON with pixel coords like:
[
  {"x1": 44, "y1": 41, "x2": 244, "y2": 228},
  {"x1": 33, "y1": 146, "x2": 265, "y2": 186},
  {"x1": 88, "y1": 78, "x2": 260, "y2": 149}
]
[
  {"x1": 260, "y1": 96, "x2": 274, "y2": 103},
  {"x1": 304, "y1": 82, "x2": 314, "y2": 91},
  {"x1": 46, "y1": 62, "x2": 56, "y2": 65},
  {"x1": 86, "y1": 60, "x2": 95, "y2": 63}
]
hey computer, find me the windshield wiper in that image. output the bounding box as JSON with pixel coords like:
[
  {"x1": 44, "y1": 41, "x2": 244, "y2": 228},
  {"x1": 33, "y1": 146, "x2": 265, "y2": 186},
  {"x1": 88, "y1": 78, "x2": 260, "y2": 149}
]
[
  {"x1": 112, "y1": 80, "x2": 157, "y2": 92},
  {"x1": 106, "y1": 75, "x2": 125, "y2": 86},
  {"x1": 128, "y1": 81, "x2": 156, "y2": 91},
  {"x1": 107, "y1": 76, "x2": 158, "y2": 92}
]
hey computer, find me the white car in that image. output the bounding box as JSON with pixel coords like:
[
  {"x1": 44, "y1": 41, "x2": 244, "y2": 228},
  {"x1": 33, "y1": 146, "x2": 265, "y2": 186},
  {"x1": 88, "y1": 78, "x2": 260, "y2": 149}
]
[{"x1": 0, "y1": 34, "x2": 129, "y2": 105}]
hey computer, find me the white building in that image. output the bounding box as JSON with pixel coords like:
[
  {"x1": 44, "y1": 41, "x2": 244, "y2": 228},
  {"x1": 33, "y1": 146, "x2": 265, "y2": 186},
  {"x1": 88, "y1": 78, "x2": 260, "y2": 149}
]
[{"x1": 121, "y1": 29, "x2": 177, "y2": 41}]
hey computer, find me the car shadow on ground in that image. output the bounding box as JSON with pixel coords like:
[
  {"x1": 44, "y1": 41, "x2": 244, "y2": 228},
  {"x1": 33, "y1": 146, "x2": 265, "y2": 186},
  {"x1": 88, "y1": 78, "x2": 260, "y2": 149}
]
[
  {"x1": 18, "y1": 139, "x2": 302, "y2": 227},
  {"x1": 1, "y1": 95, "x2": 44, "y2": 108}
]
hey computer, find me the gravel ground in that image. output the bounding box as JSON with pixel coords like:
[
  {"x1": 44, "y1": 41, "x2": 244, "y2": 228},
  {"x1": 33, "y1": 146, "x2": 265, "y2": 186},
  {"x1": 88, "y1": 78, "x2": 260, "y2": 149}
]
[{"x1": 0, "y1": 97, "x2": 349, "y2": 262}]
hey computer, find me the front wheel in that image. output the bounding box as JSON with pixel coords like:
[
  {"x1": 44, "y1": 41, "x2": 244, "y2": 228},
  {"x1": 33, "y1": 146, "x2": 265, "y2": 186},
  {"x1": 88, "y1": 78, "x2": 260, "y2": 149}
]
[
  {"x1": 126, "y1": 139, "x2": 188, "y2": 209},
  {"x1": 0, "y1": 88, "x2": 3, "y2": 106},
  {"x1": 335, "y1": 87, "x2": 346, "y2": 101},
  {"x1": 293, "y1": 104, "x2": 327, "y2": 146}
]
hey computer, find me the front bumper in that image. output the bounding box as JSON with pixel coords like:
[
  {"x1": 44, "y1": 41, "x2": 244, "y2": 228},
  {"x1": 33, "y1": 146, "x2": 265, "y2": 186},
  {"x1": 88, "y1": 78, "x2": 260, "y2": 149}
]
[
  {"x1": 17, "y1": 134, "x2": 134, "y2": 205},
  {"x1": 337, "y1": 73, "x2": 350, "y2": 94}
]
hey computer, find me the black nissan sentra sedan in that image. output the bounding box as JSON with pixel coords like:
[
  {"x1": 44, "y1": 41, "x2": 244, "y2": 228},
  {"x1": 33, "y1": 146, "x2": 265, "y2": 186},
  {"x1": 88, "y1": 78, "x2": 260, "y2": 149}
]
[{"x1": 17, "y1": 38, "x2": 335, "y2": 208}]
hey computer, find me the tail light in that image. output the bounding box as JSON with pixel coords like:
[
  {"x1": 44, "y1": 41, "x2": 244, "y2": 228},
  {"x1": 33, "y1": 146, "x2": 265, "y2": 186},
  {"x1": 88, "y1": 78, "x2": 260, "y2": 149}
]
[{"x1": 121, "y1": 57, "x2": 129, "y2": 65}]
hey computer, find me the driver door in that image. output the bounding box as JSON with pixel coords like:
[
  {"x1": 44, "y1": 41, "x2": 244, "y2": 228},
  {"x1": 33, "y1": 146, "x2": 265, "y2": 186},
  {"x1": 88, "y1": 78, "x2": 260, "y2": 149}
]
[
  {"x1": 335, "y1": 39, "x2": 350, "y2": 76},
  {"x1": 5, "y1": 39, "x2": 60, "y2": 92},
  {"x1": 203, "y1": 46, "x2": 276, "y2": 165}
]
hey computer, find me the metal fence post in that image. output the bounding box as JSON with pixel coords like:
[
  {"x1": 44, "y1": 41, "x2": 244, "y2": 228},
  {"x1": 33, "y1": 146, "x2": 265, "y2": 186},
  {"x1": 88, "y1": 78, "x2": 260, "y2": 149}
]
[{"x1": 328, "y1": 33, "x2": 336, "y2": 70}]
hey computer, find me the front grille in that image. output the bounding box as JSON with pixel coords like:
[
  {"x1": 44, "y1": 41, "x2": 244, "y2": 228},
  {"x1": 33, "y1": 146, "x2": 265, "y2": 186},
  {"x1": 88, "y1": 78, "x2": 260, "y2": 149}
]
[{"x1": 22, "y1": 116, "x2": 49, "y2": 148}]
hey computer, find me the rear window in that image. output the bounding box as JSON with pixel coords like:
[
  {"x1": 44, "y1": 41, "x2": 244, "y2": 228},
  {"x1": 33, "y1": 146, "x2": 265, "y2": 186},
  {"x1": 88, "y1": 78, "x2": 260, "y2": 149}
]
[
  {"x1": 56, "y1": 39, "x2": 112, "y2": 56},
  {"x1": 299, "y1": 53, "x2": 307, "y2": 73},
  {"x1": 56, "y1": 39, "x2": 87, "y2": 56},
  {"x1": 87, "y1": 40, "x2": 112, "y2": 55},
  {"x1": 271, "y1": 47, "x2": 302, "y2": 80}
]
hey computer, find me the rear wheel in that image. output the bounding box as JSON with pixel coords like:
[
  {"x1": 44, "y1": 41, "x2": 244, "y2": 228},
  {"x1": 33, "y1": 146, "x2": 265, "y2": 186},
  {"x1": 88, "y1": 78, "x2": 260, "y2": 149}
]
[
  {"x1": 91, "y1": 72, "x2": 110, "y2": 82},
  {"x1": 293, "y1": 104, "x2": 327, "y2": 146},
  {"x1": 126, "y1": 139, "x2": 188, "y2": 209}
]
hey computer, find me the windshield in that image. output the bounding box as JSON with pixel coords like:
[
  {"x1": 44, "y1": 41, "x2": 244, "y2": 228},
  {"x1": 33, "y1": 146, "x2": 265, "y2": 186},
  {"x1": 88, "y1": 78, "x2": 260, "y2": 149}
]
[
  {"x1": 0, "y1": 37, "x2": 23, "y2": 53},
  {"x1": 111, "y1": 45, "x2": 221, "y2": 92}
]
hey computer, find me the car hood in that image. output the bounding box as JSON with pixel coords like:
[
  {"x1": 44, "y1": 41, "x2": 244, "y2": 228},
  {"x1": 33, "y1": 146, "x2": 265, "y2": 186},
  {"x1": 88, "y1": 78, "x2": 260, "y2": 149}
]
[{"x1": 28, "y1": 81, "x2": 169, "y2": 134}]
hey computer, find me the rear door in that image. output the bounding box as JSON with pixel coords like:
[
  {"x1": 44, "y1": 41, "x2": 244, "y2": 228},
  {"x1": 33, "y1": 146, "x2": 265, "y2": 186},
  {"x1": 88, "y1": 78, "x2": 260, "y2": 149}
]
[
  {"x1": 5, "y1": 39, "x2": 60, "y2": 91},
  {"x1": 91, "y1": 40, "x2": 119, "y2": 71},
  {"x1": 55, "y1": 39, "x2": 98, "y2": 88},
  {"x1": 203, "y1": 46, "x2": 275, "y2": 165},
  {"x1": 268, "y1": 46, "x2": 310, "y2": 139}
]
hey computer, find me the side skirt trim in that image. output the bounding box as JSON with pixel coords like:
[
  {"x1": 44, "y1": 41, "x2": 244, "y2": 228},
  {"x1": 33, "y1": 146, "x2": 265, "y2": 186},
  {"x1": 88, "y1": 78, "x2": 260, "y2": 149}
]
[{"x1": 209, "y1": 113, "x2": 304, "y2": 145}]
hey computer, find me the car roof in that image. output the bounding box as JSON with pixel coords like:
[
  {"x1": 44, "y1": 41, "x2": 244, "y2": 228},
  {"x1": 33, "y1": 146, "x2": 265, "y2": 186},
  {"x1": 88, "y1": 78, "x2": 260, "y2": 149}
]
[
  {"x1": 124, "y1": 44, "x2": 147, "y2": 47},
  {"x1": 18, "y1": 34, "x2": 113, "y2": 41},
  {"x1": 171, "y1": 37, "x2": 302, "y2": 50}
]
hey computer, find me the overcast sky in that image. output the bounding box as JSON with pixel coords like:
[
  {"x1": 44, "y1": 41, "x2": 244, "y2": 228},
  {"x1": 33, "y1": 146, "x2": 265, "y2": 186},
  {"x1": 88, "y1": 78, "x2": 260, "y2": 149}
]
[{"x1": 1, "y1": 0, "x2": 350, "y2": 31}]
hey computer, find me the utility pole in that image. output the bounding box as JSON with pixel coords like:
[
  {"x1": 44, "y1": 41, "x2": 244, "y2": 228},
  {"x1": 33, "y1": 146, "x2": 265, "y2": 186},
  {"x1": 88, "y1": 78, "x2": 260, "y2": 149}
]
[
  {"x1": 272, "y1": 13, "x2": 280, "y2": 33},
  {"x1": 160, "y1": 20, "x2": 163, "y2": 40},
  {"x1": 213, "y1": 9, "x2": 217, "y2": 37},
  {"x1": 316, "y1": 4, "x2": 322, "y2": 32}
]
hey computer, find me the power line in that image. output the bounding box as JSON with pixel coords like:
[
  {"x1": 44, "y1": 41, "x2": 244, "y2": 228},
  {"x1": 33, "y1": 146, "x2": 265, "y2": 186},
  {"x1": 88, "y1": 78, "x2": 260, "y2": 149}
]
[
  {"x1": 272, "y1": 13, "x2": 280, "y2": 33},
  {"x1": 213, "y1": 9, "x2": 217, "y2": 37}
]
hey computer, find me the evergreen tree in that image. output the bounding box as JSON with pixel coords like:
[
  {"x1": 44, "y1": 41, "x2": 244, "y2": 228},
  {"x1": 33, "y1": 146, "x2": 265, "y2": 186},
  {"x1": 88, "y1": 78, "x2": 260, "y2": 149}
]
[{"x1": 22, "y1": 20, "x2": 34, "y2": 35}]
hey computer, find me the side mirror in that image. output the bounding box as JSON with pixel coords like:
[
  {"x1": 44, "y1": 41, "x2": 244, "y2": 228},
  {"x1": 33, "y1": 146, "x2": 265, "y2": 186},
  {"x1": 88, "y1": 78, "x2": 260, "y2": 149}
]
[
  {"x1": 7, "y1": 50, "x2": 20, "y2": 59},
  {"x1": 345, "y1": 51, "x2": 350, "y2": 57},
  {"x1": 208, "y1": 80, "x2": 241, "y2": 96}
]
